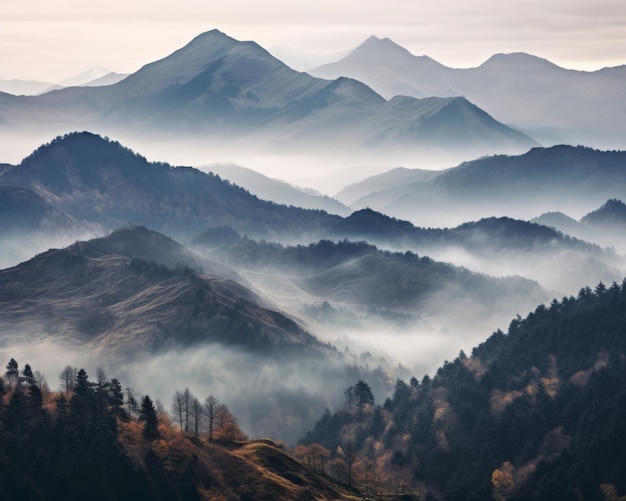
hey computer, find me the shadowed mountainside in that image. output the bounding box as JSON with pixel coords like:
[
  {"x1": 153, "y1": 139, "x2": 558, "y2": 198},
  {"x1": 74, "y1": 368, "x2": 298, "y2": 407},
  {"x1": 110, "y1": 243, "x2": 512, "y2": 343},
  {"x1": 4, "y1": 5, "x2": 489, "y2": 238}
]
[
  {"x1": 347, "y1": 145, "x2": 626, "y2": 228},
  {"x1": 301, "y1": 280, "x2": 626, "y2": 500},
  {"x1": 0, "y1": 30, "x2": 536, "y2": 161},
  {"x1": 0, "y1": 227, "x2": 317, "y2": 357},
  {"x1": 311, "y1": 36, "x2": 626, "y2": 149}
]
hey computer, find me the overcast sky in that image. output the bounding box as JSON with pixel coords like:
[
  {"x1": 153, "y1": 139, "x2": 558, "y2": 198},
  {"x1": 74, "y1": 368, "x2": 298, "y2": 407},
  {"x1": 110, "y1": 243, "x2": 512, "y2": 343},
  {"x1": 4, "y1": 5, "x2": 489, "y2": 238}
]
[{"x1": 2, "y1": 0, "x2": 625, "y2": 82}]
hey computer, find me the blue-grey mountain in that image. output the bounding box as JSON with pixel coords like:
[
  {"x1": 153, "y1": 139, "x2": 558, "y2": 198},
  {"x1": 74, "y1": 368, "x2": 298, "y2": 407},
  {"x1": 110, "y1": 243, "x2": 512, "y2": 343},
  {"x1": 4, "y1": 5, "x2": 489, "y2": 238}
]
[
  {"x1": 311, "y1": 36, "x2": 626, "y2": 149},
  {"x1": 0, "y1": 30, "x2": 536, "y2": 161}
]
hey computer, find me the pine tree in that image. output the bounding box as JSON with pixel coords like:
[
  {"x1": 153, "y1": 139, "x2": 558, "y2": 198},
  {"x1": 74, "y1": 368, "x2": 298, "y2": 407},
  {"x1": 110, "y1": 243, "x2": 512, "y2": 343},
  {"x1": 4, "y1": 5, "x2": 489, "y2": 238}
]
[
  {"x1": 5, "y1": 358, "x2": 19, "y2": 390},
  {"x1": 140, "y1": 395, "x2": 159, "y2": 440}
]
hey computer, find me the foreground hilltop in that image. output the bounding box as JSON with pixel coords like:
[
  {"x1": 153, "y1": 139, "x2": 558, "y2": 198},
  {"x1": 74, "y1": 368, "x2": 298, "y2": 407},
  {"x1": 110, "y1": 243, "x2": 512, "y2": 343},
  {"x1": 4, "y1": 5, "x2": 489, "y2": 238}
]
[
  {"x1": 302, "y1": 280, "x2": 626, "y2": 499},
  {"x1": 0, "y1": 361, "x2": 360, "y2": 500}
]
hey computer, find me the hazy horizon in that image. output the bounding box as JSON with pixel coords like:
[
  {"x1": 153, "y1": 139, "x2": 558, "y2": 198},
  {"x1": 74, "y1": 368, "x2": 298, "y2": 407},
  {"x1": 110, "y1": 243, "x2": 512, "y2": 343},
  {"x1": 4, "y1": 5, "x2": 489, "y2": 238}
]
[{"x1": 2, "y1": 0, "x2": 625, "y2": 82}]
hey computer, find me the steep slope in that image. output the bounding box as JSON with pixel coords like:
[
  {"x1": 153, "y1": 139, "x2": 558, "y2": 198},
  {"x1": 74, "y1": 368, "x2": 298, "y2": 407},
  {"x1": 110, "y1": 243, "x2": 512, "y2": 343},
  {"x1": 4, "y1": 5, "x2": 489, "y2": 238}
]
[
  {"x1": 581, "y1": 198, "x2": 626, "y2": 229},
  {"x1": 301, "y1": 281, "x2": 626, "y2": 500},
  {"x1": 0, "y1": 132, "x2": 342, "y2": 241},
  {"x1": 311, "y1": 37, "x2": 626, "y2": 149},
  {"x1": 194, "y1": 234, "x2": 548, "y2": 346},
  {"x1": 0, "y1": 185, "x2": 81, "y2": 233},
  {"x1": 0, "y1": 362, "x2": 359, "y2": 501},
  {"x1": 0, "y1": 227, "x2": 316, "y2": 357},
  {"x1": 312, "y1": 35, "x2": 454, "y2": 99},
  {"x1": 0, "y1": 30, "x2": 536, "y2": 159}
]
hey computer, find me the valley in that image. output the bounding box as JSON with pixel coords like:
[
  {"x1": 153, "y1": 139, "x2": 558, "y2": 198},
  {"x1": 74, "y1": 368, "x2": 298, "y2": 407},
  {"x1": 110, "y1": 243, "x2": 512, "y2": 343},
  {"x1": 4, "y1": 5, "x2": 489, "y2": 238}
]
[{"x1": 1, "y1": 25, "x2": 625, "y2": 500}]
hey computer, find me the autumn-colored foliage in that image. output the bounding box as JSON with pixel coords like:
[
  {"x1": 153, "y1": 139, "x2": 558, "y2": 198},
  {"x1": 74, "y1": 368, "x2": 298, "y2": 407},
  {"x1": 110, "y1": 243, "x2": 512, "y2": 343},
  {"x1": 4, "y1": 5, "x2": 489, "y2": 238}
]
[{"x1": 0, "y1": 361, "x2": 359, "y2": 500}]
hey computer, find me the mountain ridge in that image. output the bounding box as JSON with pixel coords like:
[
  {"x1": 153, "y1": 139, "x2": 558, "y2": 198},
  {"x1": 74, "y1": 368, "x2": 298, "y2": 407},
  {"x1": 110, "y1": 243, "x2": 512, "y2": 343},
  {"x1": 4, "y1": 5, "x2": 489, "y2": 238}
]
[
  {"x1": 0, "y1": 29, "x2": 537, "y2": 161},
  {"x1": 311, "y1": 37, "x2": 626, "y2": 149}
]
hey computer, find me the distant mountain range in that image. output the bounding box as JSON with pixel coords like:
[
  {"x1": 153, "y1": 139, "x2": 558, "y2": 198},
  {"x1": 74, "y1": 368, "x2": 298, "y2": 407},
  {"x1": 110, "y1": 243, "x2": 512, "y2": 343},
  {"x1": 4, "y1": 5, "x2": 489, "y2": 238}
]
[
  {"x1": 338, "y1": 145, "x2": 626, "y2": 229},
  {"x1": 0, "y1": 30, "x2": 536, "y2": 163},
  {"x1": 0, "y1": 66, "x2": 128, "y2": 96},
  {"x1": 311, "y1": 36, "x2": 626, "y2": 149},
  {"x1": 1, "y1": 132, "x2": 623, "y2": 444},
  {"x1": 0, "y1": 132, "x2": 342, "y2": 243},
  {"x1": 532, "y1": 199, "x2": 626, "y2": 252},
  {"x1": 205, "y1": 162, "x2": 351, "y2": 215},
  {"x1": 193, "y1": 233, "x2": 549, "y2": 352},
  {"x1": 1, "y1": 132, "x2": 621, "y2": 297}
]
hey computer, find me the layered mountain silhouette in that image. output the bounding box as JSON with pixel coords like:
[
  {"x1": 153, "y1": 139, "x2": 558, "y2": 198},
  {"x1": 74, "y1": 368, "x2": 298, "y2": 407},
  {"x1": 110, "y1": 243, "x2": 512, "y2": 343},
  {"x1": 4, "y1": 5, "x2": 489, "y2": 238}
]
[
  {"x1": 343, "y1": 145, "x2": 626, "y2": 228},
  {"x1": 0, "y1": 227, "x2": 317, "y2": 356},
  {"x1": 533, "y1": 199, "x2": 626, "y2": 252},
  {"x1": 193, "y1": 233, "x2": 549, "y2": 344},
  {"x1": 0, "y1": 132, "x2": 342, "y2": 241},
  {"x1": 0, "y1": 66, "x2": 127, "y2": 96},
  {"x1": 1, "y1": 133, "x2": 620, "y2": 296},
  {"x1": 206, "y1": 162, "x2": 351, "y2": 215},
  {"x1": 334, "y1": 166, "x2": 445, "y2": 205},
  {"x1": 0, "y1": 30, "x2": 535, "y2": 160},
  {"x1": 311, "y1": 36, "x2": 626, "y2": 149}
]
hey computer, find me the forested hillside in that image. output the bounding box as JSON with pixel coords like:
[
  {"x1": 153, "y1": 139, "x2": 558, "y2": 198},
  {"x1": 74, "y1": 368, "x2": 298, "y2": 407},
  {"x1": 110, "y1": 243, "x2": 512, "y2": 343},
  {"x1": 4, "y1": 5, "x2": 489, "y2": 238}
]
[
  {"x1": 0, "y1": 361, "x2": 358, "y2": 501},
  {"x1": 301, "y1": 280, "x2": 626, "y2": 500}
]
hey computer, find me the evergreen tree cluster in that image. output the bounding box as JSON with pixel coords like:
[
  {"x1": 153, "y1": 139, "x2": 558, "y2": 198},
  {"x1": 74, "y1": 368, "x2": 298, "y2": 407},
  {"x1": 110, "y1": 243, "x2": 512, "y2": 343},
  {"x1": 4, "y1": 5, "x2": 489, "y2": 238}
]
[
  {"x1": 0, "y1": 362, "x2": 244, "y2": 500},
  {"x1": 302, "y1": 280, "x2": 626, "y2": 500}
]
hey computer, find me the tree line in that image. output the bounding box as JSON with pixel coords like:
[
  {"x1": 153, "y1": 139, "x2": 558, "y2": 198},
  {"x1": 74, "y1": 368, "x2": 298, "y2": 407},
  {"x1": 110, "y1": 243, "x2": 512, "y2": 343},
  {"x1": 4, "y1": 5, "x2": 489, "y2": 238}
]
[{"x1": 0, "y1": 358, "x2": 245, "y2": 500}]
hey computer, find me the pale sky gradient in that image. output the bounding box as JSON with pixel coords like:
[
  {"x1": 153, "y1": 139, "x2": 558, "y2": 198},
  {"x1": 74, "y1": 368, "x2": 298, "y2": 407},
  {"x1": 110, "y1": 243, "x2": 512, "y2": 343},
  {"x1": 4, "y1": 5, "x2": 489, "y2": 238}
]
[{"x1": 1, "y1": 0, "x2": 625, "y2": 82}]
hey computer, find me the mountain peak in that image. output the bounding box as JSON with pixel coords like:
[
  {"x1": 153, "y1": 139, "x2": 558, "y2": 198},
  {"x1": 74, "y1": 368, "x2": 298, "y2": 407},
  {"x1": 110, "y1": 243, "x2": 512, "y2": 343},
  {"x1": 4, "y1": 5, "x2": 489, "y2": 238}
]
[
  {"x1": 354, "y1": 35, "x2": 418, "y2": 58},
  {"x1": 479, "y1": 52, "x2": 562, "y2": 71},
  {"x1": 112, "y1": 28, "x2": 284, "y2": 99}
]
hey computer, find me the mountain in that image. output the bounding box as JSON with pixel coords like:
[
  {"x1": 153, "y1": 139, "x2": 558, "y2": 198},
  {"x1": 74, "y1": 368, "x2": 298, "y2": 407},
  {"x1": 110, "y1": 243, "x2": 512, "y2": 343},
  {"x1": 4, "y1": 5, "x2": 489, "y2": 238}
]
[
  {"x1": 39, "y1": 72, "x2": 129, "y2": 94},
  {"x1": 532, "y1": 200, "x2": 626, "y2": 252},
  {"x1": 312, "y1": 36, "x2": 454, "y2": 99},
  {"x1": 0, "y1": 78, "x2": 56, "y2": 96},
  {"x1": 0, "y1": 185, "x2": 81, "y2": 233},
  {"x1": 336, "y1": 212, "x2": 624, "y2": 294},
  {"x1": 0, "y1": 360, "x2": 357, "y2": 501},
  {"x1": 0, "y1": 132, "x2": 342, "y2": 242},
  {"x1": 80, "y1": 71, "x2": 128, "y2": 87},
  {"x1": 0, "y1": 226, "x2": 316, "y2": 356},
  {"x1": 0, "y1": 225, "x2": 399, "y2": 442},
  {"x1": 311, "y1": 37, "x2": 626, "y2": 149},
  {"x1": 301, "y1": 280, "x2": 626, "y2": 500},
  {"x1": 0, "y1": 68, "x2": 126, "y2": 97},
  {"x1": 0, "y1": 30, "x2": 537, "y2": 162},
  {"x1": 530, "y1": 211, "x2": 582, "y2": 237},
  {"x1": 2, "y1": 133, "x2": 620, "y2": 296},
  {"x1": 334, "y1": 166, "x2": 445, "y2": 205},
  {"x1": 581, "y1": 198, "x2": 626, "y2": 229},
  {"x1": 350, "y1": 145, "x2": 626, "y2": 228},
  {"x1": 206, "y1": 162, "x2": 351, "y2": 215},
  {"x1": 579, "y1": 199, "x2": 626, "y2": 252},
  {"x1": 193, "y1": 233, "x2": 549, "y2": 359}
]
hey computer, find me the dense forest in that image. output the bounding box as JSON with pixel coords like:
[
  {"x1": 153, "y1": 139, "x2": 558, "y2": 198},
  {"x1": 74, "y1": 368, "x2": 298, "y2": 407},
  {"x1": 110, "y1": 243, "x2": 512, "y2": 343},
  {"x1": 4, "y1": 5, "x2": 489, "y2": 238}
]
[
  {"x1": 301, "y1": 280, "x2": 626, "y2": 500},
  {"x1": 0, "y1": 361, "x2": 358, "y2": 501}
]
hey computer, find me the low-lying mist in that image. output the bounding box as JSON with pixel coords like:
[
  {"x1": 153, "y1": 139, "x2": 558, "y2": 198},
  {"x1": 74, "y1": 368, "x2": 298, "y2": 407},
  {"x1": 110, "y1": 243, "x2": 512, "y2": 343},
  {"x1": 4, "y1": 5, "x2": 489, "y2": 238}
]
[
  {"x1": 0, "y1": 230, "x2": 100, "y2": 270},
  {"x1": 0, "y1": 333, "x2": 401, "y2": 445},
  {"x1": 425, "y1": 245, "x2": 625, "y2": 298}
]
